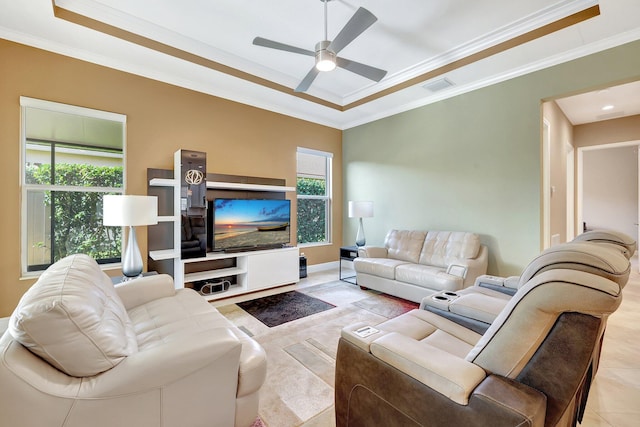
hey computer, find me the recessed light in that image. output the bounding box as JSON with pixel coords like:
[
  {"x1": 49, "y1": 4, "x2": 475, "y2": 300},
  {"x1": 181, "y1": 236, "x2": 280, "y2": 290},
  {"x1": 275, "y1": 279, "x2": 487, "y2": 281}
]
[{"x1": 602, "y1": 105, "x2": 614, "y2": 111}]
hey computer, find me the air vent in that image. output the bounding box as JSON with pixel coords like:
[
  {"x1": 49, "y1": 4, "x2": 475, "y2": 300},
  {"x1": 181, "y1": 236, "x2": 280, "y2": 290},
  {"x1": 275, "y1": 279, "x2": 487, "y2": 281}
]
[
  {"x1": 422, "y1": 77, "x2": 454, "y2": 93},
  {"x1": 596, "y1": 111, "x2": 625, "y2": 121}
]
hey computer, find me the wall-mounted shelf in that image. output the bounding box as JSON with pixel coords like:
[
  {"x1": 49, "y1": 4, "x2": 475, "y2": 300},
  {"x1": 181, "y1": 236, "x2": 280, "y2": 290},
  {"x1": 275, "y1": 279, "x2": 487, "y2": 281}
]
[
  {"x1": 149, "y1": 249, "x2": 180, "y2": 261},
  {"x1": 206, "y1": 181, "x2": 295, "y2": 192},
  {"x1": 149, "y1": 178, "x2": 176, "y2": 187},
  {"x1": 151, "y1": 178, "x2": 295, "y2": 193}
]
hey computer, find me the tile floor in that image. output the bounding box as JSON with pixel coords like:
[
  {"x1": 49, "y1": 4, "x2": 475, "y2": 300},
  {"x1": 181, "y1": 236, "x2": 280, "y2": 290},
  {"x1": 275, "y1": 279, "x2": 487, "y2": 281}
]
[{"x1": 213, "y1": 257, "x2": 640, "y2": 427}]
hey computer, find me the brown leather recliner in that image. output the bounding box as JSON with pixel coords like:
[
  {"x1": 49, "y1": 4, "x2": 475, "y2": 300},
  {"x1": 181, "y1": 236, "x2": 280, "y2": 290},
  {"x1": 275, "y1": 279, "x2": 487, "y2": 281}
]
[{"x1": 335, "y1": 267, "x2": 622, "y2": 427}]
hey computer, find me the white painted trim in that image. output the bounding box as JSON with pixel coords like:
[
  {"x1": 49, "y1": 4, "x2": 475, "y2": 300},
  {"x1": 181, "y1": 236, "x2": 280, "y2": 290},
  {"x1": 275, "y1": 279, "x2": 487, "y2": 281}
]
[
  {"x1": 20, "y1": 96, "x2": 126, "y2": 122},
  {"x1": 307, "y1": 260, "x2": 339, "y2": 273},
  {"x1": 566, "y1": 142, "x2": 575, "y2": 241},
  {"x1": 542, "y1": 119, "x2": 551, "y2": 249}
]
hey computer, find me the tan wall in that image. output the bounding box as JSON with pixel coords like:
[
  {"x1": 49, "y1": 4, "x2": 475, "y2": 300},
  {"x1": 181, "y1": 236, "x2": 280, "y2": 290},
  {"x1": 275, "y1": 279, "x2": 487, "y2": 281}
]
[
  {"x1": 574, "y1": 114, "x2": 640, "y2": 147},
  {"x1": 0, "y1": 39, "x2": 342, "y2": 317}
]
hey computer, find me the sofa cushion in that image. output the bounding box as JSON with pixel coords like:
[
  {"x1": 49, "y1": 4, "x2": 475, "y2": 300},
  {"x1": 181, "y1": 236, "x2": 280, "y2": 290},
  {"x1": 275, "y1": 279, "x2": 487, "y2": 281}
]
[
  {"x1": 8, "y1": 254, "x2": 138, "y2": 377},
  {"x1": 354, "y1": 258, "x2": 411, "y2": 280},
  {"x1": 395, "y1": 263, "x2": 464, "y2": 291},
  {"x1": 385, "y1": 230, "x2": 427, "y2": 263},
  {"x1": 419, "y1": 231, "x2": 481, "y2": 268}
]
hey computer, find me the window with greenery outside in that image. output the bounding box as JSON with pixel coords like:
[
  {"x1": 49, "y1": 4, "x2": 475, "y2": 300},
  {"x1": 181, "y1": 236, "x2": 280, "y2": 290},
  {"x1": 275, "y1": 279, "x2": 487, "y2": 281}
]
[
  {"x1": 297, "y1": 177, "x2": 328, "y2": 244},
  {"x1": 25, "y1": 162, "x2": 123, "y2": 270}
]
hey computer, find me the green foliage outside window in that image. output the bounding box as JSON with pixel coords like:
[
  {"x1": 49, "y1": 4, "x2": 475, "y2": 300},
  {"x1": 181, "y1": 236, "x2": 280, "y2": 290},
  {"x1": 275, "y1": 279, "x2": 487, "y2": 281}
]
[
  {"x1": 297, "y1": 177, "x2": 328, "y2": 244},
  {"x1": 26, "y1": 163, "x2": 123, "y2": 266}
]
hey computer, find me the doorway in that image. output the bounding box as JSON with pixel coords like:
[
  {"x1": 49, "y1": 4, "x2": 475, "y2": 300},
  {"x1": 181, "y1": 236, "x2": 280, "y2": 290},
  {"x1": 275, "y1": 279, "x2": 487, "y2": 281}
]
[{"x1": 577, "y1": 141, "x2": 640, "y2": 251}]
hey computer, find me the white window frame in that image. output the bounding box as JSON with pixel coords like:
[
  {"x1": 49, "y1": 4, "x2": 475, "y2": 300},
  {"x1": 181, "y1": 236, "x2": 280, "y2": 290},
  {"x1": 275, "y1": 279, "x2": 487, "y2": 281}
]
[
  {"x1": 20, "y1": 97, "x2": 127, "y2": 276},
  {"x1": 296, "y1": 147, "x2": 333, "y2": 247}
]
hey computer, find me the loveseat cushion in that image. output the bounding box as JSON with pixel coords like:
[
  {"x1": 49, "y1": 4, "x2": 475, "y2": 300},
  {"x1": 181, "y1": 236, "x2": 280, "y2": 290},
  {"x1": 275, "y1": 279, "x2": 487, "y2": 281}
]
[
  {"x1": 8, "y1": 254, "x2": 138, "y2": 377},
  {"x1": 354, "y1": 257, "x2": 411, "y2": 280},
  {"x1": 419, "y1": 231, "x2": 481, "y2": 268},
  {"x1": 385, "y1": 230, "x2": 427, "y2": 263},
  {"x1": 395, "y1": 263, "x2": 464, "y2": 291}
]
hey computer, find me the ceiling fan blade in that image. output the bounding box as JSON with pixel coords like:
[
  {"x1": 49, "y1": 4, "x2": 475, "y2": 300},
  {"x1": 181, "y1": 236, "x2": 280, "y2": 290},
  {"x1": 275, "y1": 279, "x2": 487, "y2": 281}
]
[
  {"x1": 336, "y1": 57, "x2": 387, "y2": 82},
  {"x1": 328, "y1": 7, "x2": 377, "y2": 54},
  {"x1": 253, "y1": 37, "x2": 315, "y2": 56},
  {"x1": 295, "y1": 67, "x2": 320, "y2": 93}
]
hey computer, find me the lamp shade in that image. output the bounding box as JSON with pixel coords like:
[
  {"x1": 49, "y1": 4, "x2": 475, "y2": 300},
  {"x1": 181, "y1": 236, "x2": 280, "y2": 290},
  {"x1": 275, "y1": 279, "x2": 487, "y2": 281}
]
[
  {"x1": 348, "y1": 201, "x2": 374, "y2": 218},
  {"x1": 103, "y1": 195, "x2": 158, "y2": 226}
]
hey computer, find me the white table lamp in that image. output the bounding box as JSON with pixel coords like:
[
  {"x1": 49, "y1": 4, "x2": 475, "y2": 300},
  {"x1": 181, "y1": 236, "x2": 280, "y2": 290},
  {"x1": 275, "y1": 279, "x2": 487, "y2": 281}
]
[
  {"x1": 103, "y1": 195, "x2": 158, "y2": 279},
  {"x1": 348, "y1": 201, "x2": 374, "y2": 247}
]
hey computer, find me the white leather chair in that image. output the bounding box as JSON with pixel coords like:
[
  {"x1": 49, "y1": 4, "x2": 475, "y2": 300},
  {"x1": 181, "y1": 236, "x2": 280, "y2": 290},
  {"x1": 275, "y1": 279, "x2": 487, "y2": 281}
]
[{"x1": 0, "y1": 254, "x2": 266, "y2": 427}]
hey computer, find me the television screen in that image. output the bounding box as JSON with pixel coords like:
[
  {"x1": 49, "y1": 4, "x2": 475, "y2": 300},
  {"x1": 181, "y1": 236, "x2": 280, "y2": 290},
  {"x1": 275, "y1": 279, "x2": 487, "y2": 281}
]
[{"x1": 211, "y1": 198, "x2": 291, "y2": 251}]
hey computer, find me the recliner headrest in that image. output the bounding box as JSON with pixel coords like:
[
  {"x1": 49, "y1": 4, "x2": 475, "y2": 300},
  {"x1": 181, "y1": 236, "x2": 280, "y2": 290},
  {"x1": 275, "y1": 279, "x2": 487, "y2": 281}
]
[
  {"x1": 572, "y1": 229, "x2": 637, "y2": 260},
  {"x1": 518, "y1": 241, "x2": 630, "y2": 288}
]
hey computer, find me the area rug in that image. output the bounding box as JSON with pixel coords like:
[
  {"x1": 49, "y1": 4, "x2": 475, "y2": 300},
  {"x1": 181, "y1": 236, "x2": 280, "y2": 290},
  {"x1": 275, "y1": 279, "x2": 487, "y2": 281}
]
[
  {"x1": 237, "y1": 290, "x2": 335, "y2": 327},
  {"x1": 352, "y1": 292, "x2": 419, "y2": 318}
]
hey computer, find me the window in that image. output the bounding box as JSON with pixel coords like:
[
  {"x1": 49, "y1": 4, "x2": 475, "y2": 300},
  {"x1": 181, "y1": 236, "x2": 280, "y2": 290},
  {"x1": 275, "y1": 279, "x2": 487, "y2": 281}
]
[
  {"x1": 21, "y1": 97, "x2": 126, "y2": 274},
  {"x1": 296, "y1": 148, "x2": 332, "y2": 245}
]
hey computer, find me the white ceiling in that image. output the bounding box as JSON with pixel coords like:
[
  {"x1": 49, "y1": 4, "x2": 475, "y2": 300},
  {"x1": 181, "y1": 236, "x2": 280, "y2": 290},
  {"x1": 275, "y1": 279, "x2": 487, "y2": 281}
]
[
  {"x1": 1, "y1": 0, "x2": 640, "y2": 129},
  {"x1": 555, "y1": 80, "x2": 640, "y2": 125}
]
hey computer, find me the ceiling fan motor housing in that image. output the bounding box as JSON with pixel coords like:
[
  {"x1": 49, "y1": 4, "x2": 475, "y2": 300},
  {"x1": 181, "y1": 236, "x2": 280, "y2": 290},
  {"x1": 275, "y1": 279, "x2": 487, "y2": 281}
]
[{"x1": 315, "y1": 40, "x2": 336, "y2": 71}]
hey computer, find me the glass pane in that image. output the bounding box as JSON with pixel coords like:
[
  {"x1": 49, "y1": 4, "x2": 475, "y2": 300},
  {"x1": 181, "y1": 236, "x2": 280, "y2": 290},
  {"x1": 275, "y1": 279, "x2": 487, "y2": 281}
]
[
  {"x1": 54, "y1": 144, "x2": 123, "y2": 188},
  {"x1": 26, "y1": 190, "x2": 51, "y2": 269},
  {"x1": 297, "y1": 152, "x2": 327, "y2": 196},
  {"x1": 51, "y1": 191, "x2": 122, "y2": 263},
  {"x1": 24, "y1": 142, "x2": 52, "y2": 185},
  {"x1": 297, "y1": 198, "x2": 327, "y2": 244},
  {"x1": 297, "y1": 177, "x2": 327, "y2": 196},
  {"x1": 26, "y1": 190, "x2": 122, "y2": 271}
]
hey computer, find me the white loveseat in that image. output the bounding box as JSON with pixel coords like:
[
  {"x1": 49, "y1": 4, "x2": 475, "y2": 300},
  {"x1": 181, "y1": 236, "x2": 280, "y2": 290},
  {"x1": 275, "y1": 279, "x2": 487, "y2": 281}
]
[
  {"x1": 0, "y1": 254, "x2": 266, "y2": 427},
  {"x1": 354, "y1": 230, "x2": 488, "y2": 303}
]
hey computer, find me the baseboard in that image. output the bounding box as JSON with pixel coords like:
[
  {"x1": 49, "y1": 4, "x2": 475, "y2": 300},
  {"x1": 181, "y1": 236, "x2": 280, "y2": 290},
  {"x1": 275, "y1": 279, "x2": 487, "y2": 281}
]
[{"x1": 308, "y1": 261, "x2": 339, "y2": 273}]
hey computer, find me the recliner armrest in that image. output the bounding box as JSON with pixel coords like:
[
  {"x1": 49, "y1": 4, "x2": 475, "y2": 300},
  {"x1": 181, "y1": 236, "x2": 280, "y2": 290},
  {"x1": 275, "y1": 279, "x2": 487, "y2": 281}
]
[
  {"x1": 369, "y1": 332, "x2": 486, "y2": 405},
  {"x1": 473, "y1": 375, "x2": 547, "y2": 427},
  {"x1": 115, "y1": 274, "x2": 176, "y2": 310}
]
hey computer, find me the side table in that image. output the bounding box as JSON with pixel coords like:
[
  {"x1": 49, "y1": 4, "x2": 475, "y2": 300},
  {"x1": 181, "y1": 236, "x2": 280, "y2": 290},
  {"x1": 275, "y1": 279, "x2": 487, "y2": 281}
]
[{"x1": 339, "y1": 246, "x2": 359, "y2": 284}]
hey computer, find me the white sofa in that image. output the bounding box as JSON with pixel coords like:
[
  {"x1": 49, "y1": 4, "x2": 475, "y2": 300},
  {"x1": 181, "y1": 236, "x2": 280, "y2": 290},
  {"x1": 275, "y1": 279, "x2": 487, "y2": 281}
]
[
  {"x1": 354, "y1": 230, "x2": 488, "y2": 303},
  {"x1": 0, "y1": 254, "x2": 266, "y2": 427}
]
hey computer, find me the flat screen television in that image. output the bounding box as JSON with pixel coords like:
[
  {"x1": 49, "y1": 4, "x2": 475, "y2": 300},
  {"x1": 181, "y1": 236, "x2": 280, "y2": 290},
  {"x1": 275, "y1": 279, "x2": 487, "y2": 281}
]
[{"x1": 208, "y1": 198, "x2": 291, "y2": 251}]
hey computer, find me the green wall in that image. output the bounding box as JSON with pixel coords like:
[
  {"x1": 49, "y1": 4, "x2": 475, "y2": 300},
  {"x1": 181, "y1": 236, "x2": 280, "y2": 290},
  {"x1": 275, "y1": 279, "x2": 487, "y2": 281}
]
[{"x1": 343, "y1": 40, "x2": 640, "y2": 276}]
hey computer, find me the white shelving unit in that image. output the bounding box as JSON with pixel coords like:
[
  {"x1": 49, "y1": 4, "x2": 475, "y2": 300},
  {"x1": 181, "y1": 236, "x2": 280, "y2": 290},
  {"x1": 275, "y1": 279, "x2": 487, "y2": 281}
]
[{"x1": 147, "y1": 151, "x2": 299, "y2": 298}]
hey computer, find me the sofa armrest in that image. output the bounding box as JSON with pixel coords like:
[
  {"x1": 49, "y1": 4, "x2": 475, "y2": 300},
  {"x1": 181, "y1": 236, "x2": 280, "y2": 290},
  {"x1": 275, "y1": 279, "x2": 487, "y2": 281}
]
[
  {"x1": 370, "y1": 332, "x2": 486, "y2": 405},
  {"x1": 457, "y1": 244, "x2": 489, "y2": 287},
  {"x1": 358, "y1": 246, "x2": 387, "y2": 258},
  {"x1": 115, "y1": 274, "x2": 176, "y2": 310}
]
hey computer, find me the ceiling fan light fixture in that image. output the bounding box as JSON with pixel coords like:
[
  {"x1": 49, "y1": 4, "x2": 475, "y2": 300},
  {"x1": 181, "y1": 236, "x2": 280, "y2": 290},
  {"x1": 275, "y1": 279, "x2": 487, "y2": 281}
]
[{"x1": 315, "y1": 40, "x2": 336, "y2": 72}]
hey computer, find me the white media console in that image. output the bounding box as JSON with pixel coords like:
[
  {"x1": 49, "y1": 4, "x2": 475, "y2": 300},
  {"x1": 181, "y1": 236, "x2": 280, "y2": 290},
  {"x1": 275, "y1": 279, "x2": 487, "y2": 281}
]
[{"x1": 147, "y1": 149, "x2": 299, "y2": 301}]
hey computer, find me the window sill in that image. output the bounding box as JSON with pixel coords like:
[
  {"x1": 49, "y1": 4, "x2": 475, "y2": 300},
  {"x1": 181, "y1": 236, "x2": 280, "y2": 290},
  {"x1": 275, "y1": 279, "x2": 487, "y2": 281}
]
[
  {"x1": 20, "y1": 262, "x2": 122, "y2": 281},
  {"x1": 298, "y1": 242, "x2": 333, "y2": 249}
]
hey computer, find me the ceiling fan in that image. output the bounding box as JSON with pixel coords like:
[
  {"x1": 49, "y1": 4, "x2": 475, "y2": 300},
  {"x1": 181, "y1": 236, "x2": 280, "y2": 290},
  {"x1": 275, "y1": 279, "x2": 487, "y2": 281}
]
[{"x1": 253, "y1": 0, "x2": 387, "y2": 93}]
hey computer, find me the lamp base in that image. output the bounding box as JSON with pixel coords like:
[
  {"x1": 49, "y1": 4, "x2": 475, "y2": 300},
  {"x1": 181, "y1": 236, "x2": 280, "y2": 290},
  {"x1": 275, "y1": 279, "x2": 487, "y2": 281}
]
[
  {"x1": 122, "y1": 225, "x2": 143, "y2": 278},
  {"x1": 355, "y1": 218, "x2": 366, "y2": 247}
]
